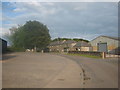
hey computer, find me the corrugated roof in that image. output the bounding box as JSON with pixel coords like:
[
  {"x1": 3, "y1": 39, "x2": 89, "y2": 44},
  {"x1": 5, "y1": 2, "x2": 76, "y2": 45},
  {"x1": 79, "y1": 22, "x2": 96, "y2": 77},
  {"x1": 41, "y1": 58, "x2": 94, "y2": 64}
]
[
  {"x1": 74, "y1": 41, "x2": 91, "y2": 47},
  {"x1": 0, "y1": 38, "x2": 7, "y2": 42},
  {"x1": 91, "y1": 35, "x2": 120, "y2": 41},
  {"x1": 101, "y1": 36, "x2": 120, "y2": 41}
]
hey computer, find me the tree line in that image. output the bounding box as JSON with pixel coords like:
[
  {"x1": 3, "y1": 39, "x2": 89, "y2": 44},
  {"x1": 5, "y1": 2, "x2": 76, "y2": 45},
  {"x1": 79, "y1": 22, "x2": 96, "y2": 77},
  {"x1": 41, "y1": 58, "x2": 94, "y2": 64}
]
[
  {"x1": 7, "y1": 20, "x2": 89, "y2": 52},
  {"x1": 52, "y1": 38, "x2": 89, "y2": 42}
]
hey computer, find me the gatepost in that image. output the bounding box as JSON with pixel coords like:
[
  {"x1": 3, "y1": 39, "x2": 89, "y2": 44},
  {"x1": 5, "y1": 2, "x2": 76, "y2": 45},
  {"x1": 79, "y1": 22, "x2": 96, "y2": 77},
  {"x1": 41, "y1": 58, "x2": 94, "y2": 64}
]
[{"x1": 102, "y1": 52, "x2": 106, "y2": 59}]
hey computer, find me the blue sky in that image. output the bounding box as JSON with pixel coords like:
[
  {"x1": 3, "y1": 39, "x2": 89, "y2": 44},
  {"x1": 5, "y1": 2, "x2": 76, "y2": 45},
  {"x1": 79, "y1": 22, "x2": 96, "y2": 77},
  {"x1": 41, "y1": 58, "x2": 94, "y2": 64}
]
[{"x1": 1, "y1": 2, "x2": 118, "y2": 41}]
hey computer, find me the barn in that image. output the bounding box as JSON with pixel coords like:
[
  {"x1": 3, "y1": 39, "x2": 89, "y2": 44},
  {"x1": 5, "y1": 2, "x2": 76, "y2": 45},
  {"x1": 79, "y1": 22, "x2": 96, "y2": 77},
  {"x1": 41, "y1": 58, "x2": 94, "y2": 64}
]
[
  {"x1": 0, "y1": 38, "x2": 7, "y2": 53},
  {"x1": 73, "y1": 41, "x2": 92, "y2": 51},
  {"x1": 90, "y1": 36, "x2": 120, "y2": 55}
]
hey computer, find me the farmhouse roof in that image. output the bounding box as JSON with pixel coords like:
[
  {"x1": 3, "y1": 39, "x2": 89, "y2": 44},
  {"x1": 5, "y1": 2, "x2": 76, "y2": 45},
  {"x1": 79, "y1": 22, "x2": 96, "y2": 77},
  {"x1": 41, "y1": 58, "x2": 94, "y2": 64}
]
[
  {"x1": 49, "y1": 40, "x2": 65, "y2": 46},
  {"x1": 63, "y1": 40, "x2": 76, "y2": 44},
  {"x1": 49, "y1": 40, "x2": 76, "y2": 46}
]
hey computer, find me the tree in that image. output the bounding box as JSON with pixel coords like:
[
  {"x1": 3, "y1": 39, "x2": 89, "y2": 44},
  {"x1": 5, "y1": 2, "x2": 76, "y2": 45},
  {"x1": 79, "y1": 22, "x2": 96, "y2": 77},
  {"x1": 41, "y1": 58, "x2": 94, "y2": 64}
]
[
  {"x1": 9, "y1": 20, "x2": 51, "y2": 51},
  {"x1": 73, "y1": 38, "x2": 89, "y2": 42},
  {"x1": 52, "y1": 38, "x2": 72, "y2": 42}
]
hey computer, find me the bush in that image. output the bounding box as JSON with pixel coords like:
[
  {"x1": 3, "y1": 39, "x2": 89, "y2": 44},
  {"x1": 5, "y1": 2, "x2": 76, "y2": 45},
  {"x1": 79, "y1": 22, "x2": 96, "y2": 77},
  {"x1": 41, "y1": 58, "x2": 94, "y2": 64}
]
[{"x1": 10, "y1": 47, "x2": 25, "y2": 52}]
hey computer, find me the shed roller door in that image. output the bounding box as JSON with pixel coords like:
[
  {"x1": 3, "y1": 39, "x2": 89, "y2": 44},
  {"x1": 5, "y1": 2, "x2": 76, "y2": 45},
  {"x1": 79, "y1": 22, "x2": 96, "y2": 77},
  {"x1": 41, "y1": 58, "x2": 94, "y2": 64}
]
[{"x1": 97, "y1": 43, "x2": 107, "y2": 52}]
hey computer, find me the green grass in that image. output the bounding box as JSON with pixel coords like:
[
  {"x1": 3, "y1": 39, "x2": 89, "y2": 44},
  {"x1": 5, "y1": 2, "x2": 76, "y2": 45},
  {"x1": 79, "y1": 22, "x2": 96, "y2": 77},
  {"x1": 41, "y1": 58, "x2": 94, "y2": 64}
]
[{"x1": 67, "y1": 53, "x2": 101, "y2": 59}]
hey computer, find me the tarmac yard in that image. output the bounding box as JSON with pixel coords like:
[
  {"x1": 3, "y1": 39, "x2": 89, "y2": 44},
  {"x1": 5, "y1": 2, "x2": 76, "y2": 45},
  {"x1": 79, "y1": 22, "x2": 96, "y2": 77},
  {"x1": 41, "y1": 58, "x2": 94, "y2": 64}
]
[
  {"x1": 2, "y1": 52, "x2": 118, "y2": 88},
  {"x1": 2, "y1": 52, "x2": 83, "y2": 88}
]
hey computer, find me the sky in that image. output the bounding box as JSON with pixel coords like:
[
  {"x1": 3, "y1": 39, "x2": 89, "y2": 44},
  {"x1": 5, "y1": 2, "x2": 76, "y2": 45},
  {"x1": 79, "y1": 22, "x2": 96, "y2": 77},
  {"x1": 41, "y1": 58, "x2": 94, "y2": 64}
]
[{"x1": 1, "y1": 1, "x2": 118, "y2": 41}]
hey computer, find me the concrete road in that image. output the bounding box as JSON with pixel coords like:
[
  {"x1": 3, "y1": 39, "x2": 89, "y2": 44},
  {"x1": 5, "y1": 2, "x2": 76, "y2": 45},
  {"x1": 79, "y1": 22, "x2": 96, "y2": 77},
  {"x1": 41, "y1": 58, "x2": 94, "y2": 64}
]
[
  {"x1": 58, "y1": 54, "x2": 118, "y2": 88},
  {"x1": 2, "y1": 52, "x2": 83, "y2": 88}
]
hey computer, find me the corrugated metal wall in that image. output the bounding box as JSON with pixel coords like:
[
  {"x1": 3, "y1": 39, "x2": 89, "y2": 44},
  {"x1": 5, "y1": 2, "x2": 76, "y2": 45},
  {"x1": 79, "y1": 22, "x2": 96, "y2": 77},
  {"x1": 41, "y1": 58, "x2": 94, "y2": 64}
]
[{"x1": 90, "y1": 36, "x2": 119, "y2": 54}]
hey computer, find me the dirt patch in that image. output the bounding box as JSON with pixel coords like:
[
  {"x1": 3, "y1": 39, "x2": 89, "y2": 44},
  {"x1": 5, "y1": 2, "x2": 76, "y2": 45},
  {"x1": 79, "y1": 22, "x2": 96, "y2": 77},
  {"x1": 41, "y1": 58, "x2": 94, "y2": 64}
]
[{"x1": 58, "y1": 79, "x2": 65, "y2": 81}]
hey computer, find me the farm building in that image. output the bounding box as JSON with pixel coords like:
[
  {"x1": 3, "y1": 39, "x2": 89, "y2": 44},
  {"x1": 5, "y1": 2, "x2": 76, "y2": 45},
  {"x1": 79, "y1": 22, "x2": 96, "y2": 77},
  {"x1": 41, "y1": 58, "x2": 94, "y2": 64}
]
[
  {"x1": 48, "y1": 40, "x2": 76, "y2": 52},
  {"x1": 48, "y1": 40, "x2": 93, "y2": 52},
  {"x1": 73, "y1": 41, "x2": 92, "y2": 51},
  {"x1": 90, "y1": 36, "x2": 120, "y2": 55},
  {"x1": 63, "y1": 40, "x2": 76, "y2": 52},
  {"x1": 48, "y1": 40, "x2": 65, "y2": 52},
  {"x1": 0, "y1": 38, "x2": 7, "y2": 53}
]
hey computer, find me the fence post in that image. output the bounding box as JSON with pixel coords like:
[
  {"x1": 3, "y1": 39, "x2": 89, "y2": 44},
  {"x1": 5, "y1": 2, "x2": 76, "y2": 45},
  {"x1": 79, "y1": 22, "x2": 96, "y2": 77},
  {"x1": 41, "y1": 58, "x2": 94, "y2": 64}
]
[
  {"x1": 41, "y1": 50, "x2": 44, "y2": 53},
  {"x1": 102, "y1": 52, "x2": 106, "y2": 59}
]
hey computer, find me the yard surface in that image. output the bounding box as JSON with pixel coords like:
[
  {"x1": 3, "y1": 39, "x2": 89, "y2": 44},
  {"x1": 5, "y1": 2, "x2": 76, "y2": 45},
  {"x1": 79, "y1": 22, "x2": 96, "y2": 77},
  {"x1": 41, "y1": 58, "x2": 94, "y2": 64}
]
[
  {"x1": 58, "y1": 53, "x2": 118, "y2": 88},
  {"x1": 2, "y1": 52, "x2": 118, "y2": 88},
  {"x1": 2, "y1": 52, "x2": 83, "y2": 88}
]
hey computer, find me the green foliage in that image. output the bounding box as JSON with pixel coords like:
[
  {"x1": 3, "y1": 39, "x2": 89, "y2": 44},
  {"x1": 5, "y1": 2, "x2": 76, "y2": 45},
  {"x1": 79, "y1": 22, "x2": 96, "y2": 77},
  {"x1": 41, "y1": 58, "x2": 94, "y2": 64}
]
[
  {"x1": 9, "y1": 20, "x2": 51, "y2": 51},
  {"x1": 52, "y1": 38, "x2": 89, "y2": 42},
  {"x1": 68, "y1": 53, "x2": 101, "y2": 59},
  {"x1": 6, "y1": 47, "x2": 14, "y2": 52},
  {"x1": 52, "y1": 38, "x2": 72, "y2": 42},
  {"x1": 8, "y1": 47, "x2": 25, "y2": 52},
  {"x1": 73, "y1": 38, "x2": 89, "y2": 42}
]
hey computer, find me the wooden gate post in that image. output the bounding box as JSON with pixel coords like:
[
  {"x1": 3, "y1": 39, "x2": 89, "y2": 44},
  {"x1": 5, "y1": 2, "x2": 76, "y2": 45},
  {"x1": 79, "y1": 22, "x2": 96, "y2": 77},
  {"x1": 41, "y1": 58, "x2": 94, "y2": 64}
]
[
  {"x1": 41, "y1": 50, "x2": 44, "y2": 53},
  {"x1": 102, "y1": 52, "x2": 106, "y2": 59}
]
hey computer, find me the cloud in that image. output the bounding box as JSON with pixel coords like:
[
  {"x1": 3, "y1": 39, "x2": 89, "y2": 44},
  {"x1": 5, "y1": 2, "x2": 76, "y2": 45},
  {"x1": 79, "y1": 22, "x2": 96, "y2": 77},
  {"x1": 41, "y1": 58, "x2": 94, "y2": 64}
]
[
  {"x1": 2, "y1": 0, "x2": 119, "y2": 2},
  {"x1": 45, "y1": 2, "x2": 54, "y2": 6},
  {"x1": 11, "y1": 2, "x2": 57, "y2": 16},
  {"x1": 0, "y1": 27, "x2": 10, "y2": 37},
  {"x1": 13, "y1": 8, "x2": 26, "y2": 12},
  {"x1": 2, "y1": 2, "x2": 118, "y2": 40},
  {"x1": 74, "y1": 3, "x2": 88, "y2": 11}
]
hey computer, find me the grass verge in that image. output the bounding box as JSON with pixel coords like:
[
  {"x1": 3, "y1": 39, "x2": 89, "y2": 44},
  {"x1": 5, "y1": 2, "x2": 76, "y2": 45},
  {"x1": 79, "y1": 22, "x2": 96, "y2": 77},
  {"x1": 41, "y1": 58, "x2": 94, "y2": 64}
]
[{"x1": 67, "y1": 53, "x2": 101, "y2": 59}]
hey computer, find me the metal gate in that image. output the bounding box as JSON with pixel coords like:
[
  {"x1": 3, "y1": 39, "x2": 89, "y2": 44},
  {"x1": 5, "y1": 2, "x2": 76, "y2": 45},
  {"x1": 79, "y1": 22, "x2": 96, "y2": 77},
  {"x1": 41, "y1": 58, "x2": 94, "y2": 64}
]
[{"x1": 97, "y1": 42, "x2": 107, "y2": 52}]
